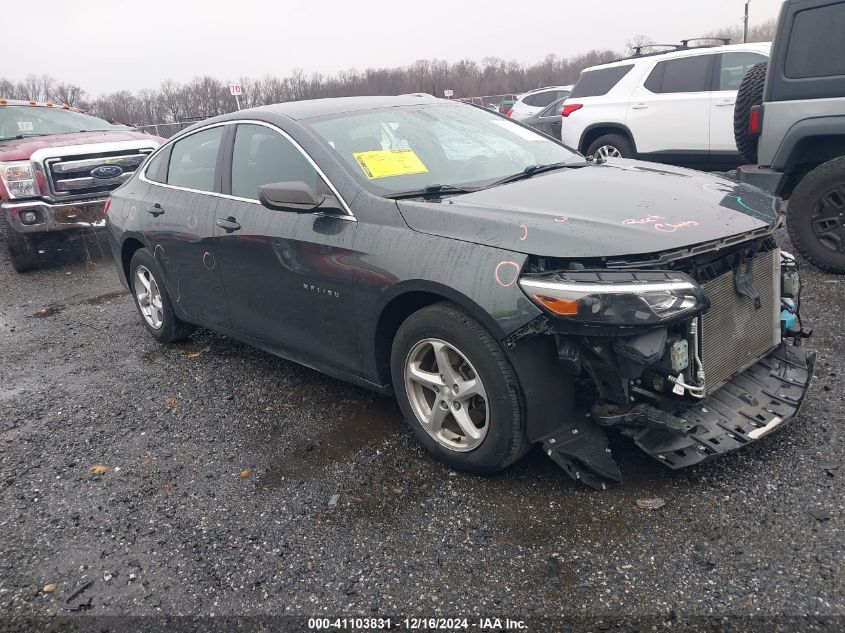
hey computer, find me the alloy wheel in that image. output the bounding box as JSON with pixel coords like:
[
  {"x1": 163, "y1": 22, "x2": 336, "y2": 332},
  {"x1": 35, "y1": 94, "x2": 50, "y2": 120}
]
[
  {"x1": 811, "y1": 184, "x2": 845, "y2": 253},
  {"x1": 403, "y1": 338, "x2": 489, "y2": 452},
  {"x1": 134, "y1": 265, "x2": 164, "y2": 329},
  {"x1": 594, "y1": 145, "x2": 622, "y2": 160}
]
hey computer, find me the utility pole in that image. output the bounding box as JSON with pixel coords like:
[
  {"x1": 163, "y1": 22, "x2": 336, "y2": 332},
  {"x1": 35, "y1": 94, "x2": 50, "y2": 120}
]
[{"x1": 743, "y1": 0, "x2": 750, "y2": 43}]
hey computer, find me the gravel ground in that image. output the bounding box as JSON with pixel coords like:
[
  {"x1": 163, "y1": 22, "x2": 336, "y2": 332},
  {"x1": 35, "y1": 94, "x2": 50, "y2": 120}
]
[{"x1": 1, "y1": 228, "x2": 843, "y2": 629}]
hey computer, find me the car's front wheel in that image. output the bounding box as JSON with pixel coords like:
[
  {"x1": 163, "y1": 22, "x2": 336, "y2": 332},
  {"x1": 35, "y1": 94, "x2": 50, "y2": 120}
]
[
  {"x1": 129, "y1": 248, "x2": 196, "y2": 343},
  {"x1": 391, "y1": 302, "x2": 529, "y2": 473},
  {"x1": 0, "y1": 210, "x2": 40, "y2": 273}
]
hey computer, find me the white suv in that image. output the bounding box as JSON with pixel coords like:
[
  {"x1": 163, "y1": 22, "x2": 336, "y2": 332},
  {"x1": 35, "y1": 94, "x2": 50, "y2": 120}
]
[
  {"x1": 508, "y1": 85, "x2": 573, "y2": 121},
  {"x1": 560, "y1": 42, "x2": 770, "y2": 169}
]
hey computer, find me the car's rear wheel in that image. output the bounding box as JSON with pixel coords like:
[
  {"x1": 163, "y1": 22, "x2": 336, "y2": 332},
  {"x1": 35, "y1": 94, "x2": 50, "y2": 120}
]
[
  {"x1": 787, "y1": 157, "x2": 845, "y2": 274},
  {"x1": 1, "y1": 210, "x2": 40, "y2": 273},
  {"x1": 390, "y1": 302, "x2": 529, "y2": 473},
  {"x1": 733, "y1": 61, "x2": 768, "y2": 164},
  {"x1": 129, "y1": 247, "x2": 196, "y2": 342},
  {"x1": 586, "y1": 133, "x2": 633, "y2": 161}
]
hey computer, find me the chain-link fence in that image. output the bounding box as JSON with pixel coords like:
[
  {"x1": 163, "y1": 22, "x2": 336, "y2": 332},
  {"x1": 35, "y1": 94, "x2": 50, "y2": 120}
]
[{"x1": 136, "y1": 121, "x2": 202, "y2": 138}]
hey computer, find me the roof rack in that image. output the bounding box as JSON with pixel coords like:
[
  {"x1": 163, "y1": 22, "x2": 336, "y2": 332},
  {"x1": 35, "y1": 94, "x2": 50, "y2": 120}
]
[
  {"x1": 680, "y1": 37, "x2": 732, "y2": 48},
  {"x1": 613, "y1": 37, "x2": 733, "y2": 63}
]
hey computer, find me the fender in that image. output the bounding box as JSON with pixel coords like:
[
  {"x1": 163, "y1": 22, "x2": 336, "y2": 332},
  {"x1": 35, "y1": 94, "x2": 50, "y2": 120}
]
[
  {"x1": 771, "y1": 116, "x2": 845, "y2": 171},
  {"x1": 578, "y1": 122, "x2": 638, "y2": 155}
]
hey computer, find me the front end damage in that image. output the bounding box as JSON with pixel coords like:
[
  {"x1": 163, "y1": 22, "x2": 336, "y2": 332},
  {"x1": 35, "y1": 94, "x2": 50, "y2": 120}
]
[{"x1": 506, "y1": 237, "x2": 815, "y2": 489}]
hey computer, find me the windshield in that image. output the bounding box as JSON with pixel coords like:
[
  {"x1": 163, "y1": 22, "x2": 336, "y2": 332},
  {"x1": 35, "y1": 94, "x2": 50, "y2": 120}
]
[
  {"x1": 307, "y1": 103, "x2": 582, "y2": 196},
  {"x1": 0, "y1": 106, "x2": 129, "y2": 141}
]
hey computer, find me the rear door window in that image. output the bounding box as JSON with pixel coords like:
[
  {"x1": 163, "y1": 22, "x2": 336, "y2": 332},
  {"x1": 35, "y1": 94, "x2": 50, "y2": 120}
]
[
  {"x1": 644, "y1": 55, "x2": 714, "y2": 93},
  {"x1": 230, "y1": 123, "x2": 321, "y2": 200},
  {"x1": 167, "y1": 126, "x2": 224, "y2": 192},
  {"x1": 569, "y1": 65, "x2": 634, "y2": 98},
  {"x1": 144, "y1": 147, "x2": 170, "y2": 183},
  {"x1": 786, "y1": 3, "x2": 845, "y2": 78},
  {"x1": 526, "y1": 91, "x2": 559, "y2": 108},
  {"x1": 717, "y1": 52, "x2": 768, "y2": 90}
]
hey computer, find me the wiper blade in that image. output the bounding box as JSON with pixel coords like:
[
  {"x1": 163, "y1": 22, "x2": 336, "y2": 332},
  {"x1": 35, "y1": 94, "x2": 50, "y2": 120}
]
[
  {"x1": 0, "y1": 133, "x2": 49, "y2": 141},
  {"x1": 486, "y1": 161, "x2": 575, "y2": 188},
  {"x1": 385, "y1": 184, "x2": 478, "y2": 200}
]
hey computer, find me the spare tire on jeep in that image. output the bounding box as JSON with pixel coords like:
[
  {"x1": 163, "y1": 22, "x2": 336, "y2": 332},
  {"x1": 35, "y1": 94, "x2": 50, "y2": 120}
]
[{"x1": 734, "y1": 61, "x2": 768, "y2": 164}]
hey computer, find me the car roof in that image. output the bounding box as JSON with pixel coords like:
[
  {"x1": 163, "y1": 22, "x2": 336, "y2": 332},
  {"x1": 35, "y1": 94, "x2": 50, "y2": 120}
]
[
  {"x1": 582, "y1": 42, "x2": 772, "y2": 72},
  {"x1": 248, "y1": 94, "x2": 442, "y2": 121},
  {"x1": 521, "y1": 85, "x2": 573, "y2": 95}
]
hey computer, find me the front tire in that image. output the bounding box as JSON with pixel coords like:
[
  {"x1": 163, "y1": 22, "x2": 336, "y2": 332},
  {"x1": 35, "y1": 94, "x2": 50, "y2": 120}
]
[
  {"x1": 1, "y1": 210, "x2": 40, "y2": 273},
  {"x1": 129, "y1": 248, "x2": 196, "y2": 342},
  {"x1": 390, "y1": 302, "x2": 529, "y2": 474},
  {"x1": 786, "y1": 157, "x2": 845, "y2": 274},
  {"x1": 586, "y1": 133, "x2": 634, "y2": 161}
]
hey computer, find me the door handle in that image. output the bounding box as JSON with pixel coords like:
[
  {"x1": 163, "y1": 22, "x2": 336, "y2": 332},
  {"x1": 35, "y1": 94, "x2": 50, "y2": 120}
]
[
  {"x1": 146, "y1": 203, "x2": 165, "y2": 216},
  {"x1": 715, "y1": 100, "x2": 736, "y2": 107},
  {"x1": 630, "y1": 103, "x2": 648, "y2": 110},
  {"x1": 215, "y1": 216, "x2": 241, "y2": 233}
]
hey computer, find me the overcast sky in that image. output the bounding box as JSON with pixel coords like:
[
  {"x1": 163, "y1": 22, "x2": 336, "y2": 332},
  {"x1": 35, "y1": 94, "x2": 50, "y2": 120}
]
[{"x1": 0, "y1": 0, "x2": 784, "y2": 97}]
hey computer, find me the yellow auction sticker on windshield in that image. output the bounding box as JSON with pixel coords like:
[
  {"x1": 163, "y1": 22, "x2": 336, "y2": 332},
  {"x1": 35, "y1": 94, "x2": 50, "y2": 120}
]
[{"x1": 353, "y1": 149, "x2": 429, "y2": 179}]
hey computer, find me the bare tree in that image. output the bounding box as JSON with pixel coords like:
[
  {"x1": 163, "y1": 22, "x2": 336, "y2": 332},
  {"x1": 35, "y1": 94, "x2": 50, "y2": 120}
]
[{"x1": 53, "y1": 83, "x2": 86, "y2": 107}]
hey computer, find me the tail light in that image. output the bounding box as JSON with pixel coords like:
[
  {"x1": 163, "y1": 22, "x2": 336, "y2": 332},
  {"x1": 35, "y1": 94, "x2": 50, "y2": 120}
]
[
  {"x1": 506, "y1": 108, "x2": 514, "y2": 117},
  {"x1": 103, "y1": 197, "x2": 112, "y2": 216},
  {"x1": 561, "y1": 104, "x2": 583, "y2": 117},
  {"x1": 748, "y1": 105, "x2": 763, "y2": 135}
]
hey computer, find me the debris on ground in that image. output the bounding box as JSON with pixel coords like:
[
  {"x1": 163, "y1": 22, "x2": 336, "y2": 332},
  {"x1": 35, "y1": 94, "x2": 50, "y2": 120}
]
[
  {"x1": 60, "y1": 580, "x2": 94, "y2": 612},
  {"x1": 546, "y1": 557, "x2": 561, "y2": 584},
  {"x1": 636, "y1": 498, "x2": 666, "y2": 510},
  {"x1": 164, "y1": 396, "x2": 178, "y2": 408},
  {"x1": 809, "y1": 508, "x2": 833, "y2": 522},
  {"x1": 187, "y1": 346, "x2": 211, "y2": 359},
  {"x1": 239, "y1": 469, "x2": 251, "y2": 478},
  {"x1": 88, "y1": 465, "x2": 110, "y2": 475},
  {"x1": 328, "y1": 493, "x2": 340, "y2": 507},
  {"x1": 42, "y1": 583, "x2": 57, "y2": 593}
]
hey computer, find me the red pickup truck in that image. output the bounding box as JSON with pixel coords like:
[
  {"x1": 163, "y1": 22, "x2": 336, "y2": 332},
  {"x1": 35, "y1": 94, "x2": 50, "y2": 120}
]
[{"x1": 0, "y1": 99, "x2": 163, "y2": 272}]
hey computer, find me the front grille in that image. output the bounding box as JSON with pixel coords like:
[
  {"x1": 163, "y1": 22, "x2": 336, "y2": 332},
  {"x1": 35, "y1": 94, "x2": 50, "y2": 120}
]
[
  {"x1": 699, "y1": 248, "x2": 780, "y2": 392},
  {"x1": 45, "y1": 150, "x2": 151, "y2": 199}
]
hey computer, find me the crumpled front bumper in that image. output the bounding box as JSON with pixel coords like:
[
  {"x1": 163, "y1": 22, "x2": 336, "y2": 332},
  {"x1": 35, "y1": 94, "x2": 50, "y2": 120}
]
[
  {"x1": 1, "y1": 199, "x2": 107, "y2": 234},
  {"x1": 595, "y1": 343, "x2": 815, "y2": 469}
]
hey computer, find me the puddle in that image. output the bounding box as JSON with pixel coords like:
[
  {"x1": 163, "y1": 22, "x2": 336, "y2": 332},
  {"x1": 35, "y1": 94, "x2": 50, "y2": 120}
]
[
  {"x1": 31, "y1": 304, "x2": 65, "y2": 318},
  {"x1": 255, "y1": 397, "x2": 401, "y2": 488},
  {"x1": 85, "y1": 290, "x2": 126, "y2": 306}
]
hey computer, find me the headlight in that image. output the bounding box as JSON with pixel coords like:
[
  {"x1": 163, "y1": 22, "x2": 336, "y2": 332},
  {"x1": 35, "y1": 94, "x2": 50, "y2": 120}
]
[
  {"x1": 0, "y1": 161, "x2": 38, "y2": 199},
  {"x1": 519, "y1": 271, "x2": 708, "y2": 325}
]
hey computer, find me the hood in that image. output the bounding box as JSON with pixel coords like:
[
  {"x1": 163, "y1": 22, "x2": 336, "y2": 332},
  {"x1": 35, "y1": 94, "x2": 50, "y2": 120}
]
[
  {"x1": 0, "y1": 130, "x2": 162, "y2": 162},
  {"x1": 397, "y1": 160, "x2": 780, "y2": 259}
]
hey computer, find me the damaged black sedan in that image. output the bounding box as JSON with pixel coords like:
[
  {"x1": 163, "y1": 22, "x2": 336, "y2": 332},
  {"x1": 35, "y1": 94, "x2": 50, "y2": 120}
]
[{"x1": 105, "y1": 95, "x2": 815, "y2": 489}]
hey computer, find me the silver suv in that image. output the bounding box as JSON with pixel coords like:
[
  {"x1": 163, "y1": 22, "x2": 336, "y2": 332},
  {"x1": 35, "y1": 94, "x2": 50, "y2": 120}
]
[{"x1": 736, "y1": 0, "x2": 845, "y2": 273}]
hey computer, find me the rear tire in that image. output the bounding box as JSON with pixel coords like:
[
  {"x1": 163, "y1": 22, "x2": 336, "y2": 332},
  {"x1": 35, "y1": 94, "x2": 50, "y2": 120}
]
[
  {"x1": 787, "y1": 158, "x2": 845, "y2": 274},
  {"x1": 129, "y1": 248, "x2": 196, "y2": 342},
  {"x1": 390, "y1": 302, "x2": 529, "y2": 474},
  {"x1": 733, "y1": 61, "x2": 767, "y2": 164},
  {"x1": 586, "y1": 133, "x2": 633, "y2": 160}
]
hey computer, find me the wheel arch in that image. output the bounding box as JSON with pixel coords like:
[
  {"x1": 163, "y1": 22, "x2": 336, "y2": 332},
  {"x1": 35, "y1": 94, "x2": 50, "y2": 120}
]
[
  {"x1": 120, "y1": 236, "x2": 146, "y2": 287},
  {"x1": 773, "y1": 122, "x2": 845, "y2": 197},
  {"x1": 579, "y1": 123, "x2": 638, "y2": 156},
  {"x1": 372, "y1": 281, "x2": 507, "y2": 388}
]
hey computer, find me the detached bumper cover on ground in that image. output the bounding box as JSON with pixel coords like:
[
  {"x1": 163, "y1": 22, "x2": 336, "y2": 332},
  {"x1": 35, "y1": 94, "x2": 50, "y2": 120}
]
[{"x1": 549, "y1": 344, "x2": 815, "y2": 488}]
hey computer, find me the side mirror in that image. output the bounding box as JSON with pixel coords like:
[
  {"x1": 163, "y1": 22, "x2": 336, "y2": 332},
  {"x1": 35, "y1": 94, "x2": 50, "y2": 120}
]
[{"x1": 259, "y1": 181, "x2": 320, "y2": 212}]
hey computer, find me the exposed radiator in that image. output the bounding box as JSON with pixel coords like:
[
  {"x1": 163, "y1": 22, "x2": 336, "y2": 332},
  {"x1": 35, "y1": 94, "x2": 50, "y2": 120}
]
[{"x1": 699, "y1": 248, "x2": 780, "y2": 392}]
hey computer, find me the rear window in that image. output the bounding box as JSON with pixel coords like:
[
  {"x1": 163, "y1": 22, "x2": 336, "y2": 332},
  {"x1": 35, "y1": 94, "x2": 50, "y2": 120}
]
[
  {"x1": 644, "y1": 55, "x2": 714, "y2": 93},
  {"x1": 569, "y1": 65, "x2": 634, "y2": 98},
  {"x1": 786, "y1": 3, "x2": 845, "y2": 79}
]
